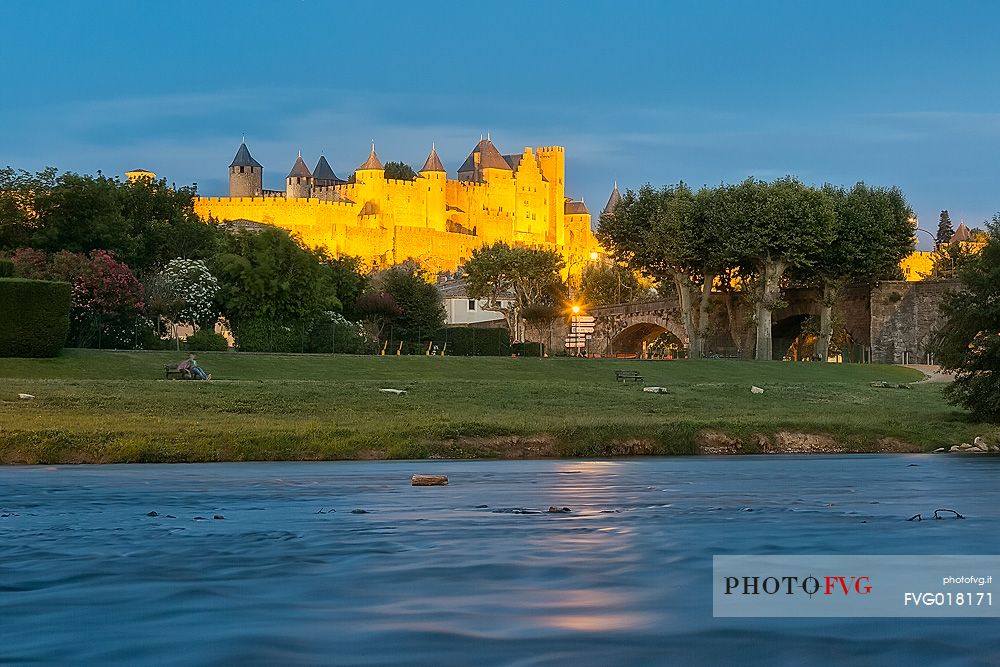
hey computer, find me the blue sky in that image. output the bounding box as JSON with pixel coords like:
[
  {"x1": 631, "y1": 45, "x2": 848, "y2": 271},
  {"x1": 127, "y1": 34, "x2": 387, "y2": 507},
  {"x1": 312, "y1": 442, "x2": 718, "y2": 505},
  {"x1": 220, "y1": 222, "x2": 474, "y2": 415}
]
[{"x1": 2, "y1": 1, "x2": 999, "y2": 247}]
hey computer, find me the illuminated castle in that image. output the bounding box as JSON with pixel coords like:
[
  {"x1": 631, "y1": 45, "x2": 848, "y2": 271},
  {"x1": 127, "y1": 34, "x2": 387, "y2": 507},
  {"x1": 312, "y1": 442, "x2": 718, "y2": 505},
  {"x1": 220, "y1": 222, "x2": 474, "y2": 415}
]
[{"x1": 194, "y1": 138, "x2": 601, "y2": 275}]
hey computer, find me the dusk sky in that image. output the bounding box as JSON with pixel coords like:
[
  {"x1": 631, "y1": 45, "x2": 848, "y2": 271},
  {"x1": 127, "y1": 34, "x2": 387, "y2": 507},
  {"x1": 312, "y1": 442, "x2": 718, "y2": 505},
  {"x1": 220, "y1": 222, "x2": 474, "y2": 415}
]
[{"x1": 2, "y1": 1, "x2": 999, "y2": 248}]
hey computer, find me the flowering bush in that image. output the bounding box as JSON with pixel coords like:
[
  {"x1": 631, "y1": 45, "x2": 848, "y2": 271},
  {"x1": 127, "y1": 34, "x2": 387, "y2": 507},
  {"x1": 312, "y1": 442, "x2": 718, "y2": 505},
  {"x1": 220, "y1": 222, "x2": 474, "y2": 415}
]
[
  {"x1": 10, "y1": 248, "x2": 146, "y2": 348},
  {"x1": 149, "y1": 258, "x2": 220, "y2": 327}
]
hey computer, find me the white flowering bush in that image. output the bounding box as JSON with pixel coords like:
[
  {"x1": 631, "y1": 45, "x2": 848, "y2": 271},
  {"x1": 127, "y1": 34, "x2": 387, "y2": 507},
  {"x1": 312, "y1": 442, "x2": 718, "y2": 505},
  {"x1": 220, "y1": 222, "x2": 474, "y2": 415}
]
[{"x1": 153, "y1": 258, "x2": 220, "y2": 326}]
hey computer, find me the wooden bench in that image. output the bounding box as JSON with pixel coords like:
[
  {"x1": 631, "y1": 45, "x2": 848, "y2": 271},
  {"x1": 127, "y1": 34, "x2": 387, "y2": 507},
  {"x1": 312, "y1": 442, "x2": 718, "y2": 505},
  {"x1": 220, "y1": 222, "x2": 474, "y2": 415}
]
[
  {"x1": 164, "y1": 364, "x2": 193, "y2": 380},
  {"x1": 615, "y1": 369, "x2": 644, "y2": 384}
]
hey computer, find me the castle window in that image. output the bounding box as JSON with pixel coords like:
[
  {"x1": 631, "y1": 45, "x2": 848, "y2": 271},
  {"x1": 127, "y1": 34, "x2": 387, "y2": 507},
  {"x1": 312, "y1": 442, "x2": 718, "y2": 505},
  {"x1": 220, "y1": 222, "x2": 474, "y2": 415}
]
[{"x1": 468, "y1": 300, "x2": 476, "y2": 311}]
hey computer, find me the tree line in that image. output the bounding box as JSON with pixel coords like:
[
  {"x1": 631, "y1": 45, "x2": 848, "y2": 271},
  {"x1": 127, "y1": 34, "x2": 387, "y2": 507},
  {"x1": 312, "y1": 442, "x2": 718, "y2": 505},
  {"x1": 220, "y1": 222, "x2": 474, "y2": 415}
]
[
  {"x1": 0, "y1": 167, "x2": 447, "y2": 351},
  {"x1": 596, "y1": 177, "x2": 915, "y2": 361}
]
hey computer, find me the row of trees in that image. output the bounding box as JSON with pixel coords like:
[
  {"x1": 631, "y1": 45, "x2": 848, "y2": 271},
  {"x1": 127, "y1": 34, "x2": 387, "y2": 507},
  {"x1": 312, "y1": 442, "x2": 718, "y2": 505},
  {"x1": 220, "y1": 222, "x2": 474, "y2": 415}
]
[
  {"x1": 597, "y1": 178, "x2": 915, "y2": 360},
  {"x1": 0, "y1": 168, "x2": 448, "y2": 352}
]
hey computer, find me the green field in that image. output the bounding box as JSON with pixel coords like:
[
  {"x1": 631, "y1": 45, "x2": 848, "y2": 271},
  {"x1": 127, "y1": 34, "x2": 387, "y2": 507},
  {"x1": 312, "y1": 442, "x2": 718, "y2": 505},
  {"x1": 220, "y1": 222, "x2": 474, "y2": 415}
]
[{"x1": 0, "y1": 350, "x2": 994, "y2": 463}]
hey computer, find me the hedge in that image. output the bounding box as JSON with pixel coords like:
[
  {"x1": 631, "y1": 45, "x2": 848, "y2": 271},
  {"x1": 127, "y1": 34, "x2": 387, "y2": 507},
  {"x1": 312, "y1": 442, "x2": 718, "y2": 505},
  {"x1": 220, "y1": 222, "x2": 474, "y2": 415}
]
[
  {"x1": 396, "y1": 326, "x2": 511, "y2": 356},
  {"x1": 0, "y1": 278, "x2": 71, "y2": 357}
]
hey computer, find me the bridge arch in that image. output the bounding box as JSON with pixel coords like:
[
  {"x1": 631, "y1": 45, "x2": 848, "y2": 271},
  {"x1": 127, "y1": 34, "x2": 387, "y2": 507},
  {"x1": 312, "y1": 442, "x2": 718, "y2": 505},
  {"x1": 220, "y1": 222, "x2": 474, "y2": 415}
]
[
  {"x1": 590, "y1": 301, "x2": 689, "y2": 357},
  {"x1": 610, "y1": 322, "x2": 686, "y2": 356}
]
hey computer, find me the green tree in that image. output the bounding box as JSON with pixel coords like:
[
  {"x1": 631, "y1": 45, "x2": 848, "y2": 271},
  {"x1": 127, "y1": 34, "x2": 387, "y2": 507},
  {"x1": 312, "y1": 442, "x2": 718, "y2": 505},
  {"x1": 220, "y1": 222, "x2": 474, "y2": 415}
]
[
  {"x1": 703, "y1": 178, "x2": 836, "y2": 360},
  {"x1": 463, "y1": 242, "x2": 565, "y2": 339},
  {"x1": 930, "y1": 218, "x2": 1000, "y2": 421},
  {"x1": 806, "y1": 184, "x2": 914, "y2": 361},
  {"x1": 598, "y1": 183, "x2": 730, "y2": 358},
  {"x1": 369, "y1": 261, "x2": 444, "y2": 340},
  {"x1": 0, "y1": 167, "x2": 222, "y2": 272},
  {"x1": 0, "y1": 167, "x2": 57, "y2": 249},
  {"x1": 324, "y1": 255, "x2": 368, "y2": 321},
  {"x1": 580, "y1": 261, "x2": 646, "y2": 306},
  {"x1": 383, "y1": 162, "x2": 417, "y2": 181},
  {"x1": 924, "y1": 241, "x2": 978, "y2": 280},
  {"x1": 213, "y1": 228, "x2": 340, "y2": 344},
  {"x1": 936, "y1": 210, "x2": 955, "y2": 247}
]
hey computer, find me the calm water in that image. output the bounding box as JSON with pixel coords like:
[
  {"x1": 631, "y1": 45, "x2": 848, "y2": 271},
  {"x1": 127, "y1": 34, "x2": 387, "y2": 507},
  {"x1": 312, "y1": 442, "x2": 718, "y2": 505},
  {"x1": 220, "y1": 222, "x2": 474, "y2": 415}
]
[{"x1": 2, "y1": 457, "x2": 999, "y2": 666}]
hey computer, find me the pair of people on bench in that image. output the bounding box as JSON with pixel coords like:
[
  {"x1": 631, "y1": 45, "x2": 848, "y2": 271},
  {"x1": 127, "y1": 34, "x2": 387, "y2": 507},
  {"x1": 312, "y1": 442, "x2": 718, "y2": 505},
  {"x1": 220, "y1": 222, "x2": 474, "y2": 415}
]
[{"x1": 176, "y1": 353, "x2": 211, "y2": 380}]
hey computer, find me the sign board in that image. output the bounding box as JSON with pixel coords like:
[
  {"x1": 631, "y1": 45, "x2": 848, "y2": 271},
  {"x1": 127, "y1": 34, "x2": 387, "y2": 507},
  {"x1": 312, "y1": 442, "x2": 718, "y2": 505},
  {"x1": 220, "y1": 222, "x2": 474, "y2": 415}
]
[{"x1": 564, "y1": 341, "x2": 585, "y2": 348}]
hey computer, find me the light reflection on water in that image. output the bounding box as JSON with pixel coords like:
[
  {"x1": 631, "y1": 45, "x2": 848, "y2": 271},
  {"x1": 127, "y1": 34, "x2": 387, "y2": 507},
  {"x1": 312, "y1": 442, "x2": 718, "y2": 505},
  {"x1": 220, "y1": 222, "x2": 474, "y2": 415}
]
[{"x1": 1, "y1": 456, "x2": 999, "y2": 666}]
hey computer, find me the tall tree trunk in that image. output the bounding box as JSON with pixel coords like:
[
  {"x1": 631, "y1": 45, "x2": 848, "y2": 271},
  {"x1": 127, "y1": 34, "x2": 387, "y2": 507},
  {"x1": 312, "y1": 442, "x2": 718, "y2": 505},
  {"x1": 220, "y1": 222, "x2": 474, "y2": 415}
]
[
  {"x1": 722, "y1": 287, "x2": 742, "y2": 357},
  {"x1": 754, "y1": 259, "x2": 786, "y2": 361},
  {"x1": 672, "y1": 271, "x2": 697, "y2": 358},
  {"x1": 695, "y1": 271, "x2": 717, "y2": 358},
  {"x1": 815, "y1": 283, "x2": 837, "y2": 363}
]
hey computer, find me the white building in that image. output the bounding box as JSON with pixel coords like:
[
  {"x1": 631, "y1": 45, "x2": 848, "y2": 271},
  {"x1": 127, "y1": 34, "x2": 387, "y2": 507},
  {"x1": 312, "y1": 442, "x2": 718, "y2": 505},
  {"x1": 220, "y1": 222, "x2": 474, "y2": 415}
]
[{"x1": 437, "y1": 277, "x2": 512, "y2": 326}]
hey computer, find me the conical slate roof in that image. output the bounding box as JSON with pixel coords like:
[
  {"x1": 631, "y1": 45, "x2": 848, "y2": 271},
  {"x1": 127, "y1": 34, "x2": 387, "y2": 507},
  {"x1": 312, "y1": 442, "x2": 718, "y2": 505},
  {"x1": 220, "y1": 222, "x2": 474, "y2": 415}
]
[
  {"x1": 313, "y1": 155, "x2": 338, "y2": 181},
  {"x1": 287, "y1": 154, "x2": 312, "y2": 178},
  {"x1": 458, "y1": 138, "x2": 512, "y2": 175},
  {"x1": 950, "y1": 222, "x2": 971, "y2": 243},
  {"x1": 357, "y1": 145, "x2": 384, "y2": 171},
  {"x1": 419, "y1": 145, "x2": 445, "y2": 172},
  {"x1": 602, "y1": 182, "x2": 621, "y2": 215},
  {"x1": 229, "y1": 142, "x2": 262, "y2": 169}
]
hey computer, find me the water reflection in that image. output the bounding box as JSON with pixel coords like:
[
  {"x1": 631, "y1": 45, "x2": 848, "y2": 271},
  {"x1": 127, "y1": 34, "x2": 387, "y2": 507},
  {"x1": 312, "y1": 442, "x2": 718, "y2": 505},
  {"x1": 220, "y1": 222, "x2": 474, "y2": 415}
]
[{"x1": 1, "y1": 457, "x2": 999, "y2": 665}]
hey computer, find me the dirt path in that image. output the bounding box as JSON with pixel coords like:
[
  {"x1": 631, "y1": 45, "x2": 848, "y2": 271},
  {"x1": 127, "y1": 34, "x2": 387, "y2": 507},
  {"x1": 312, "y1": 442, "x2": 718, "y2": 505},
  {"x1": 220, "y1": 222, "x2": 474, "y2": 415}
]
[{"x1": 905, "y1": 364, "x2": 954, "y2": 383}]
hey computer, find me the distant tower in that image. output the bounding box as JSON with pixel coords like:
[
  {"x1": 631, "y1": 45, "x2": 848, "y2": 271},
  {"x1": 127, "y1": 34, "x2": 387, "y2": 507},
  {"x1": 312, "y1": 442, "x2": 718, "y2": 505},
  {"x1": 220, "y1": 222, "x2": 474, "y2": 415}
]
[
  {"x1": 602, "y1": 181, "x2": 621, "y2": 218},
  {"x1": 457, "y1": 136, "x2": 512, "y2": 182},
  {"x1": 286, "y1": 153, "x2": 313, "y2": 199},
  {"x1": 125, "y1": 169, "x2": 156, "y2": 183},
  {"x1": 313, "y1": 155, "x2": 339, "y2": 187},
  {"x1": 419, "y1": 144, "x2": 447, "y2": 231},
  {"x1": 229, "y1": 141, "x2": 263, "y2": 197}
]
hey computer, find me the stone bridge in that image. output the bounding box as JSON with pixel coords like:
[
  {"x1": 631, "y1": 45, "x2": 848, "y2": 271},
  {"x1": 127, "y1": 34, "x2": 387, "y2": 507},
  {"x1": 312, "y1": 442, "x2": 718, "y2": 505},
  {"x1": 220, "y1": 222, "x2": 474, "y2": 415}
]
[{"x1": 588, "y1": 287, "x2": 874, "y2": 360}]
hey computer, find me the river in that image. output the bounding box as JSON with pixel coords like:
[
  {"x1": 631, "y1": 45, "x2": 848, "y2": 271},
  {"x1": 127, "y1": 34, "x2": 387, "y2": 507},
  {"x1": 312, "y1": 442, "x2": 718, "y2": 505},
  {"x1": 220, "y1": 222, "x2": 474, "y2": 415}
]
[{"x1": 2, "y1": 456, "x2": 998, "y2": 666}]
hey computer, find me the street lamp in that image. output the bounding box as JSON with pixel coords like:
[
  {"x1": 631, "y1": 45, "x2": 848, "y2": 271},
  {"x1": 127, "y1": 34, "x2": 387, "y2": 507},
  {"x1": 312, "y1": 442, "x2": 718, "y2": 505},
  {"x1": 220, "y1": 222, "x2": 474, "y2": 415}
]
[
  {"x1": 571, "y1": 304, "x2": 581, "y2": 315},
  {"x1": 914, "y1": 228, "x2": 937, "y2": 249}
]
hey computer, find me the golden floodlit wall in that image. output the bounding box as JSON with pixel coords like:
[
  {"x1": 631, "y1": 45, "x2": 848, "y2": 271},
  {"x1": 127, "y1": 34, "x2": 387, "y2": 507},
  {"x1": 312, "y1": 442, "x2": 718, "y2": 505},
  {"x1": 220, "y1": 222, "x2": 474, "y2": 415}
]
[{"x1": 194, "y1": 141, "x2": 601, "y2": 276}]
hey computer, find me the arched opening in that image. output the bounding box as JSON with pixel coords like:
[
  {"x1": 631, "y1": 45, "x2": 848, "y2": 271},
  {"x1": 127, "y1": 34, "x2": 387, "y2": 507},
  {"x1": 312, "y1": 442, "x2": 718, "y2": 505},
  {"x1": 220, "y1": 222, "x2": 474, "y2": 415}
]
[
  {"x1": 608, "y1": 322, "x2": 684, "y2": 358},
  {"x1": 646, "y1": 330, "x2": 685, "y2": 359},
  {"x1": 772, "y1": 314, "x2": 810, "y2": 360}
]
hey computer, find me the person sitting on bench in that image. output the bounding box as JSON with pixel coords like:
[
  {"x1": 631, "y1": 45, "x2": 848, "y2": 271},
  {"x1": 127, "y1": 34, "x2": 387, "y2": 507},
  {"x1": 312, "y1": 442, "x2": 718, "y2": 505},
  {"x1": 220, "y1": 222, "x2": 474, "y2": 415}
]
[{"x1": 186, "y1": 353, "x2": 211, "y2": 381}]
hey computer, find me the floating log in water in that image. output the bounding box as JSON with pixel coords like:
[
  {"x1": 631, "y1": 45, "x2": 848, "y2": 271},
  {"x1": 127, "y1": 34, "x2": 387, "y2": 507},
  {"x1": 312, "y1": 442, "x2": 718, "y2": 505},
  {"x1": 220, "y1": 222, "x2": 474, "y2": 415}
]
[{"x1": 411, "y1": 474, "x2": 448, "y2": 486}]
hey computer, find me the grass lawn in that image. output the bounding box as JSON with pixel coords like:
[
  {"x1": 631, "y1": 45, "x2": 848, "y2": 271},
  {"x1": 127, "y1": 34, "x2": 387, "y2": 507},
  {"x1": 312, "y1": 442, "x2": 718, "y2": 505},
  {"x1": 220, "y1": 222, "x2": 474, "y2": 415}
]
[{"x1": 0, "y1": 350, "x2": 994, "y2": 463}]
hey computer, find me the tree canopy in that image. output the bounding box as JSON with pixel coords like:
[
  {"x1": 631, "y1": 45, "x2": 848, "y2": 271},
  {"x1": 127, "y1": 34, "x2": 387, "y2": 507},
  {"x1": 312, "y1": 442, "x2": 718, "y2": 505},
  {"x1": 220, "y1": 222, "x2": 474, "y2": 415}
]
[
  {"x1": 367, "y1": 261, "x2": 444, "y2": 341},
  {"x1": 463, "y1": 242, "x2": 565, "y2": 339},
  {"x1": 930, "y1": 218, "x2": 1000, "y2": 421},
  {"x1": 936, "y1": 210, "x2": 955, "y2": 247},
  {"x1": 0, "y1": 167, "x2": 221, "y2": 272},
  {"x1": 213, "y1": 228, "x2": 341, "y2": 329},
  {"x1": 804, "y1": 183, "x2": 914, "y2": 359},
  {"x1": 383, "y1": 162, "x2": 417, "y2": 181}
]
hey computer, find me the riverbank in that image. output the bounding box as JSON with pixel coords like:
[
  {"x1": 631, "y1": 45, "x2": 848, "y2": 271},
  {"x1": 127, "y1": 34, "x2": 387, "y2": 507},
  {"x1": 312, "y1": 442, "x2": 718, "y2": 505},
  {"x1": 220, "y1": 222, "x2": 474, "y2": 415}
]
[{"x1": 0, "y1": 350, "x2": 994, "y2": 463}]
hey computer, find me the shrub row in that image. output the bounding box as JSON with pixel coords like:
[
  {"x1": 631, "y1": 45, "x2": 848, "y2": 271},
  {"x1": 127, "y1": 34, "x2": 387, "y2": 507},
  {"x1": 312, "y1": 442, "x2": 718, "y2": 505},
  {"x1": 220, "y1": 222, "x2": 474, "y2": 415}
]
[{"x1": 0, "y1": 278, "x2": 71, "y2": 357}]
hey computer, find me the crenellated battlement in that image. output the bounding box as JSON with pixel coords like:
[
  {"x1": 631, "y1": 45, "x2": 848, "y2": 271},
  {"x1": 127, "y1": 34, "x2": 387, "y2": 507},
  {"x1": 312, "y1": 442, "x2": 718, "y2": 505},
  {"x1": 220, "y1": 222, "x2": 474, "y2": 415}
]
[{"x1": 205, "y1": 138, "x2": 598, "y2": 275}]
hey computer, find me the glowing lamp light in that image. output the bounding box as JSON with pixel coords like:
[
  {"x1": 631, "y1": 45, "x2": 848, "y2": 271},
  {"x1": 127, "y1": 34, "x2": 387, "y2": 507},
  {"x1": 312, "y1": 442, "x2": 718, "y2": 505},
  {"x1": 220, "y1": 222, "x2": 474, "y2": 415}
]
[
  {"x1": 571, "y1": 305, "x2": 581, "y2": 314},
  {"x1": 589, "y1": 251, "x2": 599, "y2": 261}
]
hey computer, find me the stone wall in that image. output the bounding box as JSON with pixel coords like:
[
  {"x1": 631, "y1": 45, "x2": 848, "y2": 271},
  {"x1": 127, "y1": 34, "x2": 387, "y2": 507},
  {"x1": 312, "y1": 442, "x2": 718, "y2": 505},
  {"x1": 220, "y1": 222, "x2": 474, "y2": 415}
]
[{"x1": 870, "y1": 280, "x2": 958, "y2": 364}]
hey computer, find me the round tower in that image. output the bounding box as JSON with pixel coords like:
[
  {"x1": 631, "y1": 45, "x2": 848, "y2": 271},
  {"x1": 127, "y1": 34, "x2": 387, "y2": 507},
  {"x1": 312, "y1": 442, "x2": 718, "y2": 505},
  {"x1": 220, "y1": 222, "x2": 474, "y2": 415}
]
[
  {"x1": 286, "y1": 152, "x2": 314, "y2": 199},
  {"x1": 418, "y1": 144, "x2": 447, "y2": 231},
  {"x1": 229, "y1": 141, "x2": 263, "y2": 197}
]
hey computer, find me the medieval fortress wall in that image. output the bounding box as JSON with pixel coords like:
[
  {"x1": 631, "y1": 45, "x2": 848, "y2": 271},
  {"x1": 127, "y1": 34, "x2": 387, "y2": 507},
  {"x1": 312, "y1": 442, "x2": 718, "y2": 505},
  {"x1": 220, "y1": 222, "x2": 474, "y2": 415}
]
[{"x1": 193, "y1": 140, "x2": 601, "y2": 275}]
